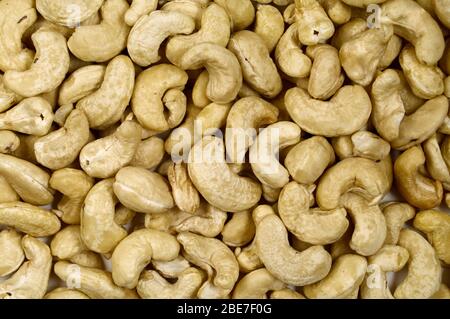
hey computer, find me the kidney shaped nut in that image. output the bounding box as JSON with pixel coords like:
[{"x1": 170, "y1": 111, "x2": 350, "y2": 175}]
[
  {"x1": 339, "y1": 24, "x2": 393, "y2": 86},
  {"x1": 113, "y1": 166, "x2": 174, "y2": 214},
  {"x1": 253, "y1": 4, "x2": 284, "y2": 53},
  {"x1": 77, "y1": 55, "x2": 135, "y2": 129},
  {"x1": 34, "y1": 109, "x2": 90, "y2": 170},
  {"x1": 285, "y1": 86, "x2": 372, "y2": 137},
  {"x1": 0, "y1": 131, "x2": 20, "y2": 154},
  {"x1": 433, "y1": 0, "x2": 450, "y2": 28},
  {"x1": 249, "y1": 121, "x2": 301, "y2": 189},
  {"x1": 0, "y1": 0, "x2": 37, "y2": 72},
  {"x1": 180, "y1": 43, "x2": 243, "y2": 104},
  {"x1": 279, "y1": 182, "x2": 349, "y2": 245},
  {"x1": 177, "y1": 231, "x2": 239, "y2": 291},
  {"x1": 188, "y1": 136, "x2": 262, "y2": 213},
  {"x1": 128, "y1": 10, "x2": 195, "y2": 67},
  {"x1": 59, "y1": 65, "x2": 106, "y2": 106},
  {"x1": 81, "y1": 179, "x2": 127, "y2": 254},
  {"x1": 275, "y1": 23, "x2": 312, "y2": 78},
  {"x1": 394, "y1": 229, "x2": 442, "y2": 299},
  {"x1": 166, "y1": 4, "x2": 230, "y2": 67},
  {"x1": 221, "y1": 211, "x2": 255, "y2": 247},
  {"x1": 394, "y1": 146, "x2": 443, "y2": 209},
  {"x1": 371, "y1": 69, "x2": 449, "y2": 149},
  {"x1": 0, "y1": 75, "x2": 21, "y2": 113},
  {"x1": 0, "y1": 154, "x2": 54, "y2": 206},
  {"x1": 112, "y1": 229, "x2": 180, "y2": 289},
  {"x1": 0, "y1": 236, "x2": 52, "y2": 299},
  {"x1": 131, "y1": 136, "x2": 165, "y2": 169},
  {"x1": 51, "y1": 225, "x2": 87, "y2": 260},
  {"x1": 285, "y1": 136, "x2": 335, "y2": 185},
  {"x1": 68, "y1": 0, "x2": 130, "y2": 62},
  {"x1": 413, "y1": 210, "x2": 450, "y2": 265},
  {"x1": 399, "y1": 45, "x2": 445, "y2": 99},
  {"x1": 3, "y1": 29, "x2": 69, "y2": 97},
  {"x1": 168, "y1": 162, "x2": 200, "y2": 214},
  {"x1": 54, "y1": 261, "x2": 138, "y2": 299},
  {"x1": 225, "y1": 97, "x2": 279, "y2": 164},
  {"x1": 232, "y1": 268, "x2": 285, "y2": 299},
  {"x1": 254, "y1": 205, "x2": 332, "y2": 286},
  {"x1": 307, "y1": 44, "x2": 344, "y2": 100},
  {"x1": 125, "y1": 0, "x2": 158, "y2": 26},
  {"x1": 423, "y1": 134, "x2": 450, "y2": 185},
  {"x1": 228, "y1": 31, "x2": 282, "y2": 98},
  {"x1": 317, "y1": 0, "x2": 351, "y2": 25},
  {"x1": 0, "y1": 229, "x2": 24, "y2": 277},
  {"x1": 381, "y1": 202, "x2": 416, "y2": 245},
  {"x1": 160, "y1": 0, "x2": 207, "y2": 28},
  {"x1": 360, "y1": 245, "x2": 409, "y2": 299},
  {"x1": 316, "y1": 157, "x2": 390, "y2": 210},
  {"x1": 36, "y1": 0, "x2": 104, "y2": 27},
  {"x1": 303, "y1": 254, "x2": 367, "y2": 299},
  {"x1": 80, "y1": 121, "x2": 141, "y2": 178},
  {"x1": 380, "y1": 0, "x2": 445, "y2": 65},
  {"x1": 132, "y1": 64, "x2": 188, "y2": 132},
  {"x1": 294, "y1": 0, "x2": 335, "y2": 45},
  {"x1": 137, "y1": 267, "x2": 203, "y2": 299},
  {"x1": 214, "y1": 0, "x2": 254, "y2": 31}
]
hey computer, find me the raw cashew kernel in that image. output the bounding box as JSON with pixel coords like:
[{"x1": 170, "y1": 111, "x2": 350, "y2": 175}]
[
  {"x1": 112, "y1": 229, "x2": 180, "y2": 288},
  {"x1": 152, "y1": 256, "x2": 191, "y2": 279},
  {"x1": 254, "y1": 4, "x2": 285, "y2": 53},
  {"x1": 232, "y1": 268, "x2": 285, "y2": 299},
  {"x1": 130, "y1": 136, "x2": 165, "y2": 169},
  {"x1": 317, "y1": 0, "x2": 351, "y2": 25},
  {"x1": 294, "y1": 0, "x2": 335, "y2": 45},
  {"x1": 36, "y1": 0, "x2": 104, "y2": 27},
  {"x1": 0, "y1": 131, "x2": 20, "y2": 154},
  {"x1": 214, "y1": 0, "x2": 255, "y2": 31},
  {"x1": 0, "y1": 229, "x2": 24, "y2": 277},
  {"x1": 168, "y1": 162, "x2": 201, "y2": 214},
  {"x1": 125, "y1": 0, "x2": 158, "y2": 26},
  {"x1": 221, "y1": 211, "x2": 255, "y2": 247},
  {"x1": 381, "y1": 202, "x2": 416, "y2": 245}
]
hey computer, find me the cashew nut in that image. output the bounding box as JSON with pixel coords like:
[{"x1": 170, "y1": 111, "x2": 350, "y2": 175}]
[
  {"x1": 36, "y1": 0, "x2": 104, "y2": 27},
  {"x1": 0, "y1": 229, "x2": 24, "y2": 277},
  {"x1": 294, "y1": 0, "x2": 335, "y2": 45},
  {"x1": 232, "y1": 268, "x2": 285, "y2": 299},
  {"x1": 381, "y1": 202, "x2": 416, "y2": 245},
  {"x1": 125, "y1": 0, "x2": 158, "y2": 26},
  {"x1": 221, "y1": 211, "x2": 255, "y2": 247}
]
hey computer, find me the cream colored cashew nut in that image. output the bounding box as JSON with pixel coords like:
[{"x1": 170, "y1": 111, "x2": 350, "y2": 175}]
[
  {"x1": 214, "y1": 0, "x2": 254, "y2": 31},
  {"x1": 111, "y1": 229, "x2": 180, "y2": 289},
  {"x1": 232, "y1": 268, "x2": 285, "y2": 299},
  {"x1": 36, "y1": 0, "x2": 104, "y2": 27},
  {"x1": 0, "y1": 131, "x2": 20, "y2": 154},
  {"x1": 168, "y1": 162, "x2": 201, "y2": 214},
  {"x1": 221, "y1": 211, "x2": 255, "y2": 247},
  {"x1": 381, "y1": 202, "x2": 416, "y2": 245},
  {"x1": 294, "y1": 0, "x2": 335, "y2": 45},
  {"x1": 253, "y1": 4, "x2": 284, "y2": 53},
  {"x1": 125, "y1": 0, "x2": 158, "y2": 26},
  {"x1": 0, "y1": 229, "x2": 24, "y2": 277}
]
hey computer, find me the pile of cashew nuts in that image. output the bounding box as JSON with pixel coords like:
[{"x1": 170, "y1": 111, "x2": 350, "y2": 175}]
[{"x1": 0, "y1": 0, "x2": 449, "y2": 300}]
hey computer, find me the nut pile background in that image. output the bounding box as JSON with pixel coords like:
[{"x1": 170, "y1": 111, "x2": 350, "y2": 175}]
[{"x1": 0, "y1": 0, "x2": 449, "y2": 299}]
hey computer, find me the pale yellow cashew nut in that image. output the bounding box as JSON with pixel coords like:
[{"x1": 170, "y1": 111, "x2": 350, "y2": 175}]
[
  {"x1": 36, "y1": 0, "x2": 104, "y2": 27},
  {"x1": 125, "y1": 0, "x2": 158, "y2": 26},
  {"x1": 0, "y1": 229, "x2": 24, "y2": 277},
  {"x1": 232, "y1": 268, "x2": 285, "y2": 299}
]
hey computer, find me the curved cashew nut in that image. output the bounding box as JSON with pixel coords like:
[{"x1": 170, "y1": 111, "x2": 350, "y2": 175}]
[
  {"x1": 253, "y1": 4, "x2": 284, "y2": 53},
  {"x1": 294, "y1": 0, "x2": 335, "y2": 45},
  {"x1": 339, "y1": 24, "x2": 393, "y2": 86},
  {"x1": 232, "y1": 268, "x2": 285, "y2": 299},
  {"x1": 214, "y1": 0, "x2": 255, "y2": 31},
  {"x1": 132, "y1": 64, "x2": 188, "y2": 131},
  {"x1": 316, "y1": 157, "x2": 390, "y2": 210},
  {"x1": 304, "y1": 254, "x2": 367, "y2": 299},
  {"x1": 307, "y1": 44, "x2": 344, "y2": 100},
  {"x1": 36, "y1": 0, "x2": 104, "y2": 27},
  {"x1": 381, "y1": 202, "x2": 416, "y2": 245},
  {"x1": 333, "y1": 131, "x2": 391, "y2": 161},
  {"x1": 180, "y1": 43, "x2": 243, "y2": 104},
  {"x1": 152, "y1": 255, "x2": 191, "y2": 279},
  {"x1": 279, "y1": 181, "x2": 349, "y2": 245},
  {"x1": 0, "y1": 75, "x2": 22, "y2": 113},
  {"x1": 168, "y1": 162, "x2": 201, "y2": 214},
  {"x1": 433, "y1": 0, "x2": 450, "y2": 28},
  {"x1": 177, "y1": 232, "x2": 239, "y2": 291},
  {"x1": 228, "y1": 31, "x2": 282, "y2": 98},
  {"x1": 235, "y1": 240, "x2": 264, "y2": 273},
  {"x1": 423, "y1": 134, "x2": 450, "y2": 185},
  {"x1": 285, "y1": 86, "x2": 372, "y2": 137},
  {"x1": 394, "y1": 229, "x2": 442, "y2": 299},
  {"x1": 77, "y1": 55, "x2": 135, "y2": 129},
  {"x1": 0, "y1": 229, "x2": 24, "y2": 277},
  {"x1": 413, "y1": 210, "x2": 450, "y2": 265},
  {"x1": 317, "y1": 0, "x2": 351, "y2": 25},
  {"x1": 113, "y1": 166, "x2": 174, "y2": 214},
  {"x1": 80, "y1": 121, "x2": 141, "y2": 178},
  {"x1": 81, "y1": 179, "x2": 127, "y2": 254},
  {"x1": 68, "y1": 0, "x2": 130, "y2": 62},
  {"x1": 34, "y1": 109, "x2": 90, "y2": 170},
  {"x1": 125, "y1": 0, "x2": 158, "y2": 26},
  {"x1": 399, "y1": 45, "x2": 445, "y2": 99},
  {"x1": 54, "y1": 261, "x2": 138, "y2": 299},
  {"x1": 161, "y1": 0, "x2": 208, "y2": 28},
  {"x1": 342, "y1": 193, "x2": 387, "y2": 256},
  {"x1": 0, "y1": 0, "x2": 37, "y2": 72},
  {"x1": 0, "y1": 236, "x2": 52, "y2": 299},
  {"x1": 371, "y1": 69, "x2": 448, "y2": 149},
  {"x1": 0, "y1": 131, "x2": 19, "y2": 154},
  {"x1": 221, "y1": 211, "x2": 255, "y2": 247},
  {"x1": 0, "y1": 154, "x2": 54, "y2": 206},
  {"x1": 137, "y1": 267, "x2": 204, "y2": 299},
  {"x1": 0, "y1": 97, "x2": 54, "y2": 136},
  {"x1": 128, "y1": 10, "x2": 195, "y2": 67},
  {"x1": 188, "y1": 136, "x2": 262, "y2": 213},
  {"x1": 59, "y1": 65, "x2": 106, "y2": 106},
  {"x1": 131, "y1": 136, "x2": 165, "y2": 169},
  {"x1": 275, "y1": 23, "x2": 312, "y2": 78},
  {"x1": 225, "y1": 97, "x2": 279, "y2": 164},
  {"x1": 380, "y1": 0, "x2": 445, "y2": 65},
  {"x1": 360, "y1": 245, "x2": 409, "y2": 299},
  {"x1": 254, "y1": 205, "x2": 332, "y2": 286},
  {"x1": 111, "y1": 229, "x2": 180, "y2": 288},
  {"x1": 166, "y1": 4, "x2": 231, "y2": 67},
  {"x1": 4, "y1": 29, "x2": 69, "y2": 97},
  {"x1": 249, "y1": 121, "x2": 301, "y2": 188},
  {"x1": 285, "y1": 136, "x2": 335, "y2": 185},
  {"x1": 394, "y1": 146, "x2": 443, "y2": 209}
]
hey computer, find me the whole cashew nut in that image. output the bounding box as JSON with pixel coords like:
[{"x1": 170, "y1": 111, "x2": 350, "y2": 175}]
[
  {"x1": 381, "y1": 202, "x2": 416, "y2": 245},
  {"x1": 214, "y1": 0, "x2": 255, "y2": 31},
  {"x1": 0, "y1": 229, "x2": 24, "y2": 277},
  {"x1": 168, "y1": 162, "x2": 201, "y2": 214},
  {"x1": 221, "y1": 211, "x2": 255, "y2": 247},
  {"x1": 36, "y1": 0, "x2": 104, "y2": 27},
  {"x1": 125, "y1": 0, "x2": 158, "y2": 26},
  {"x1": 294, "y1": 0, "x2": 335, "y2": 45},
  {"x1": 253, "y1": 4, "x2": 285, "y2": 53},
  {"x1": 232, "y1": 268, "x2": 285, "y2": 299}
]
